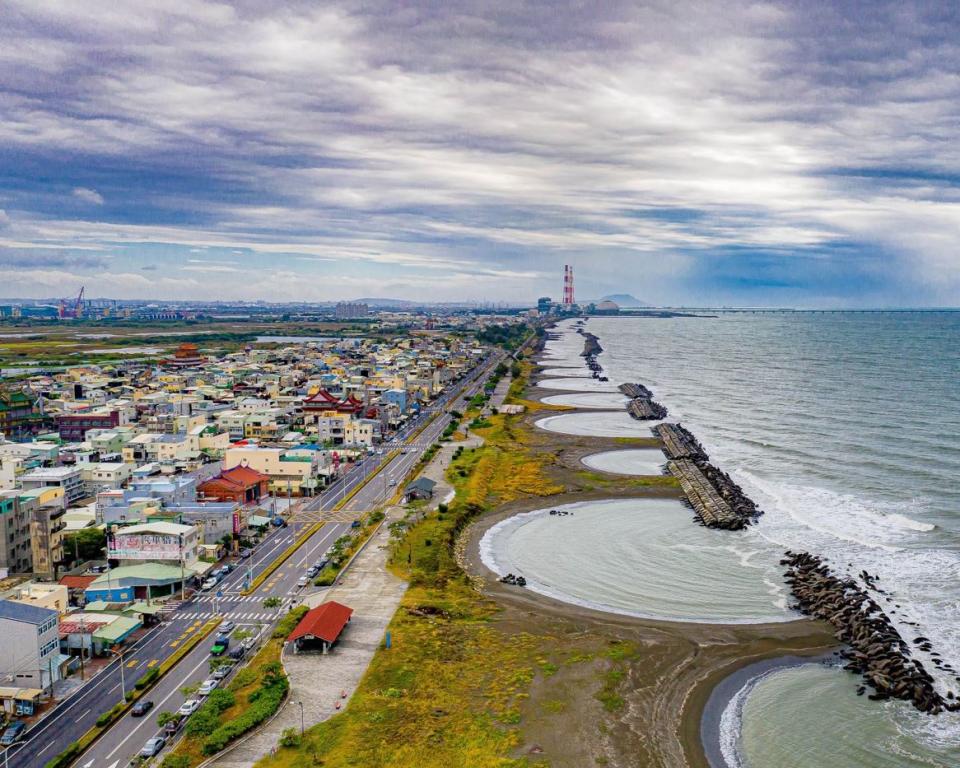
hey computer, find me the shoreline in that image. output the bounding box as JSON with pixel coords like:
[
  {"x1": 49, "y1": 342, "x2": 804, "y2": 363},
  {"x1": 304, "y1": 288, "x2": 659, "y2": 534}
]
[
  {"x1": 699, "y1": 652, "x2": 835, "y2": 768},
  {"x1": 458, "y1": 327, "x2": 840, "y2": 767}
]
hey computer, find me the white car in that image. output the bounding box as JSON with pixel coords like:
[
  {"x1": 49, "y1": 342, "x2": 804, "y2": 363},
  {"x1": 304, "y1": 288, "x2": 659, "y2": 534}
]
[
  {"x1": 178, "y1": 699, "x2": 201, "y2": 716},
  {"x1": 198, "y1": 679, "x2": 218, "y2": 695},
  {"x1": 201, "y1": 578, "x2": 218, "y2": 591},
  {"x1": 296, "y1": 576, "x2": 309, "y2": 588}
]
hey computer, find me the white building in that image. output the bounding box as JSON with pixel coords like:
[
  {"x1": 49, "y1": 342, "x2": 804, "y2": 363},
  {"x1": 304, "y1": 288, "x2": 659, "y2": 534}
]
[
  {"x1": 0, "y1": 599, "x2": 61, "y2": 691},
  {"x1": 20, "y1": 465, "x2": 84, "y2": 504}
]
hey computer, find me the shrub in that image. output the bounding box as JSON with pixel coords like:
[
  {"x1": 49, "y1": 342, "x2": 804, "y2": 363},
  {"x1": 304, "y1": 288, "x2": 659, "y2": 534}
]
[
  {"x1": 44, "y1": 742, "x2": 81, "y2": 768},
  {"x1": 185, "y1": 689, "x2": 235, "y2": 737},
  {"x1": 279, "y1": 728, "x2": 301, "y2": 748},
  {"x1": 160, "y1": 756, "x2": 190, "y2": 768},
  {"x1": 134, "y1": 668, "x2": 160, "y2": 690},
  {"x1": 273, "y1": 606, "x2": 309, "y2": 638},
  {"x1": 201, "y1": 667, "x2": 289, "y2": 755}
]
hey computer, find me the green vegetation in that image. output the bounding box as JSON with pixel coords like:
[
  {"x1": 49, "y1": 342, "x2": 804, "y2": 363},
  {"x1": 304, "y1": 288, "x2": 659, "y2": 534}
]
[
  {"x1": 61, "y1": 527, "x2": 107, "y2": 564},
  {"x1": 475, "y1": 322, "x2": 530, "y2": 351},
  {"x1": 254, "y1": 410, "x2": 564, "y2": 768}
]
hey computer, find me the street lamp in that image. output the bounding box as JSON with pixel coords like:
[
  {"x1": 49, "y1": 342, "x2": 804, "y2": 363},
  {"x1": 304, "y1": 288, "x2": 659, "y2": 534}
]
[{"x1": 109, "y1": 648, "x2": 126, "y2": 705}]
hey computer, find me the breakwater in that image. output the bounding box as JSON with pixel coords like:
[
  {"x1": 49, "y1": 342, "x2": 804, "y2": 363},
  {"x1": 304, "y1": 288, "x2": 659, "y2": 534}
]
[
  {"x1": 782, "y1": 551, "x2": 955, "y2": 715},
  {"x1": 653, "y1": 422, "x2": 762, "y2": 529},
  {"x1": 618, "y1": 382, "x2": 668, "y2": 420},
  {"x1": 577, "y1": 327, "x2": 607, "y2": 380}
]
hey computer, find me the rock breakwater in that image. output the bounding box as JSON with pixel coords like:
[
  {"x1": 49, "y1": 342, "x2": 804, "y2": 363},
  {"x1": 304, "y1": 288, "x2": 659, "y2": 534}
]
[{"x1": 782, "y1": 551, "x2": 955, "y2": 714}]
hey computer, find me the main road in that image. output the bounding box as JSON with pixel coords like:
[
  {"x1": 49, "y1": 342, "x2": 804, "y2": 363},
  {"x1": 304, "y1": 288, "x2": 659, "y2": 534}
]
[{"x1": 4, "y1": 349, "x2": 502, "y2": 768}]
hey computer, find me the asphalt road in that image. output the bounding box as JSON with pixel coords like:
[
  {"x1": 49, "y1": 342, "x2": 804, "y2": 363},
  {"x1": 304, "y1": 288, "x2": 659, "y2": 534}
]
[{"x1": 3, "y1": 350, "x2": 502, "y2": 768}]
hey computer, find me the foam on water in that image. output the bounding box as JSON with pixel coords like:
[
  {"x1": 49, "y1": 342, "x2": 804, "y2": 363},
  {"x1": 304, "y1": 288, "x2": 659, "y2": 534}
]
[{"x1": 559, "y1": 314, "x2": 960, "y2": 765}]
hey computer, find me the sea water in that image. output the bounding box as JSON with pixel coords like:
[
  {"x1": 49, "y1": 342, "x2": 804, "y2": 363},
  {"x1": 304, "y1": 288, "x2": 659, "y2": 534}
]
[{"x1": 547, "y1": 313, "x2": 960, "y2": 767}]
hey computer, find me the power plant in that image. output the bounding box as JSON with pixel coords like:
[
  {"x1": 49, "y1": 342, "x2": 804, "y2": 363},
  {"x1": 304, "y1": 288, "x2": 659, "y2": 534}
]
[{"x1": 563, "y1": 264, "x2": 575, "y2": 307}]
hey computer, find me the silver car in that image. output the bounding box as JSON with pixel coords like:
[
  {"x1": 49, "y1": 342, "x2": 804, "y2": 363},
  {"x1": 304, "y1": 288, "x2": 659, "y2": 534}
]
[{"x1": 140, "y1": 737, "x2": 166, "y2": 757}]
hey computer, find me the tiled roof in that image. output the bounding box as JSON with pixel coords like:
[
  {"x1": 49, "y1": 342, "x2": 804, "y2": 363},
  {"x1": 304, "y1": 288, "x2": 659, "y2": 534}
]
[{"x1": 288, "y1": 601, "x2": 353, "y2": 644}]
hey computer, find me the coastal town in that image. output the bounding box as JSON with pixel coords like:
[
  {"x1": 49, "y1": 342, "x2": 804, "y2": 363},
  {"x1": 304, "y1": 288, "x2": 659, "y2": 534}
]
[{"x1": 0, "y1": 309, "x2": 532, "y2": 768}]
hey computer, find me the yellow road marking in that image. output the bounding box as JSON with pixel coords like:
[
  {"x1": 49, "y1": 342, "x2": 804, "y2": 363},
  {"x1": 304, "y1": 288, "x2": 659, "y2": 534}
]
[
  {"x1": 126, "y1": 659, "x2": 138, "y2": 668},
  {"x1": 147, "y1": 659, "x2": 159, "y2": 668}
]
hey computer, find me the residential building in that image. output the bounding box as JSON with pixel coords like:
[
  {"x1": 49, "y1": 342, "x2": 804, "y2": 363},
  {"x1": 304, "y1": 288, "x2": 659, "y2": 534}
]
[
  {"x1": 0, "y1": 599, "x2": 61, "y2": 690},
  {"x1": 20, "y1": 465, "x2": 85, "y2": 505},
  {"x1": 0, "y1": 490, "x2": 32, "y2": 573},
  {"x1": 56, "y1": 409, "x2": 122, "y2": 441}
]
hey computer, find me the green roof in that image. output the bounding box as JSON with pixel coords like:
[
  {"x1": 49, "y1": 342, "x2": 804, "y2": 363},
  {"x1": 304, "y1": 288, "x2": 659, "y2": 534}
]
[
  {"x1": 92, "y1": 615, "x2": 141, "y2": 642},
  {"x1": 89, "y1": 563, "x2": 187, "y2": 588},
  {"x1": 124, "y1": 601, "x2": 162, "y2": 615}
]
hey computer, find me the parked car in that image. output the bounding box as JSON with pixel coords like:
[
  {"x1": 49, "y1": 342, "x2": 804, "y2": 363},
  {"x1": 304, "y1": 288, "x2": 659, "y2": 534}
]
[
  {"x1": 201, "y1": 578, "x2": 218, "y2": 591},
  {"x1": 351, "y1": 520, "x2": 361, "y2": 529},
  {"x1": 212, "y1": 664, "x2": 232, "y2": 680},
  {"x1": 241, "y1": 637, "x2": 256, "y2": 652},
  {"x1": 315, "y1": 558, "x2": 329, "y2": 571},
  {"x1": 228, "y1": 646, "x2": 246, "y2": 660},
  {"x1": 223, "y1": 562, "x2": 236, "y2": 573},
  {"x1": 163, "y1": 716, "x2": 183, "y2": 736},
  {"x1": 178, "y1": 700, "x2": 201, "y2": 716},
  {"x1": 131, "y1": 700, "x2": 154, "y2": 717},
  {"x1": 306, "y1": 566, "x2": 318, "y2": 578},
  {"x1": 296, "y1": 576, "x2": 308, "y2": 588},
  {"x1": 220, "y1": 620, "x2": 235, "y2": 633},
  {"x1": 271, "y1": 516, "x2": 287, "y2": 528},
  {"x1": 239, "y1": 548, "x2": 252, "y2": 558},
  {"x1": 197, "y1": 679, "x2": 218, "y2": 696},
  {"x1": 210, "y1": 641, "x2": 228, "y2": 656},
  {"x1": 0, "y1": 721, "x2": 25, "y2": 746},
  {"x1": 139, "y1": 737, "x2": 166, "y2": 757}
]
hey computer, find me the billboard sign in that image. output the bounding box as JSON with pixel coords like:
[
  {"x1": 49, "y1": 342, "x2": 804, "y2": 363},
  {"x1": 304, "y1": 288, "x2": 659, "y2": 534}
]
[{"x1": 108, "y1": 532, "x2": 182, "y2": 561}]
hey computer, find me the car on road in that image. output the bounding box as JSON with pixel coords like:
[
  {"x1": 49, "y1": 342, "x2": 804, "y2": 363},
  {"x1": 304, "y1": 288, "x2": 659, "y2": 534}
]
[
  {"x1": 139, "y1": 737, "x2": 166, "y2": 757},
  {"x1": 306, "y1": 566, "x2": 318, "y2": 578},
  {"x1": 272, "y1": 516, "x2": 287, "y2": 527},
  {"x1": 228, "y1": 646, "x2": 246, "y2": 660},
  {"x1": 198, "y1": 679, "x2": 218, "y2": 696},
  {"x1": 239, "y1": 548, "x2": 252, "y2": 558},
  {"x1": 242, "y1": 637, "x2": 256, "y2": 651},
  {"x1": 0, "y1": 721, "x2": 25, "y2": 746},
  {"x1": 296, "y1": 576, "x2": 308, "y2": 588},
  {"x1": 178, "y1": 700, "x2": 201, "y2": 716},
  {"x1": 389, "y1": 479, "x2": 398, "y2": 486},
  {"x1": 210, "y1": 640, "x2": 228, "y2": 656},
  {"x1": 351, "y1": 520, "x2": 361, "y2": 529},
  {"x1": 220, "y1": 620, "x2": 235, "y2": 633},
  {"x1": 131, "y1": 700, "x2": 154, "y2": 717},
  {"x1": 212, "y1": 664, "x2": 232, "y2": 680},
  {"x1": 201, "y1": 577, "x2": 218, "y2": 591}
]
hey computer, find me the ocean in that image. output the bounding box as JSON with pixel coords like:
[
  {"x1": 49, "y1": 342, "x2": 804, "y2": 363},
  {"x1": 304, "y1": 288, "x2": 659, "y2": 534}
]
[{"x1": 542, "y1": 313, "x2": 960, "y2": 768}]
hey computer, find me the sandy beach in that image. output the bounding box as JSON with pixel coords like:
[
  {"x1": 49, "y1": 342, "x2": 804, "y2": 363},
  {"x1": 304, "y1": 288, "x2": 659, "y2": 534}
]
[{"x1": 460, "y1": 379, "x2": 838, "y2": 768}]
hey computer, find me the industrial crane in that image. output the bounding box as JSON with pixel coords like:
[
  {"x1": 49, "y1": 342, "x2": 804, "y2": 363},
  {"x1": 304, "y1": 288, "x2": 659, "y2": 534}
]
[{"x1": 58, "y1": 286, "x2": 85, "y2": 319}]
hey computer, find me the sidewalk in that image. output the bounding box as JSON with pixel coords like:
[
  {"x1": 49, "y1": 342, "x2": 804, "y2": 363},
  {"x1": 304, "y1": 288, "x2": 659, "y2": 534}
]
[
  {"x1": 206, "y1": 429, "x2": 479, "y2": 768},
  {"x1": 206, "y1": 512, "x2": 406, "y2": 768}
]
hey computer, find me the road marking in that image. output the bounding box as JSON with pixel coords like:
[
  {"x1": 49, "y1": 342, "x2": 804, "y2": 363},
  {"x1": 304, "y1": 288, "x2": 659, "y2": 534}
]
[
  {"x1": 170, "y1": 640, "x2": 180, "y2": 648},
  {"x1": 147, "y1": 659, "x2": 159, "y2": 668},
  {"x1": 126, "y1": 659, "x2": 138, "y2": 668},
  {"x1": 38, "y1": 742, "x2": 52, "y2": 755}
]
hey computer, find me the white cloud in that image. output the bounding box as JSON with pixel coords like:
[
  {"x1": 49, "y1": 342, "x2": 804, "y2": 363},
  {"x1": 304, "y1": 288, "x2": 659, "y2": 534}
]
[{"x1": 72, "y1": 187, "x2": 104, "y2": 205}]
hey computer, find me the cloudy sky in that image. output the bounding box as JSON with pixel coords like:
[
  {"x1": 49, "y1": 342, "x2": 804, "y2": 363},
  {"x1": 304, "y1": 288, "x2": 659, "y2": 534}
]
[{"x1": 1, "y1": 1, "x2": 959, "y2": 306}]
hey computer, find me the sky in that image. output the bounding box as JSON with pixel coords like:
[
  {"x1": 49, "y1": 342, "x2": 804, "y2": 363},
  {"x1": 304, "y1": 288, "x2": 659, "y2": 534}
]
[{"x1": 1, "y1": 0, "x2": 960, "y2": 307}]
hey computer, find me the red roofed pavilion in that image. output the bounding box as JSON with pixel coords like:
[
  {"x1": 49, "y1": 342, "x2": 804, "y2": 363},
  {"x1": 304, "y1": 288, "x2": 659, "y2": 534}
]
[{"x1": 288, "y1": 601, "x2": 353, "y2": 654}]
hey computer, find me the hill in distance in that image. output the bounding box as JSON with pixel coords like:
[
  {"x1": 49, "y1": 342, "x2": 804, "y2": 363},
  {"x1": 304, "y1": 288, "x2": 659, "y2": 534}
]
[{"x1": 602, "y1": 293, "x2": 652, "y2": 308}]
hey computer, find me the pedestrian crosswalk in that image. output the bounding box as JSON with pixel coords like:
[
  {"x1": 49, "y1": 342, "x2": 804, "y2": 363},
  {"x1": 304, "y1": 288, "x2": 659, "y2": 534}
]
[
  {"x1": 191, "y1": 593, "x2": 264, "y2": 603},
  {"x1": 173, "y1": 610, "x2": 278, "y2": 621}
]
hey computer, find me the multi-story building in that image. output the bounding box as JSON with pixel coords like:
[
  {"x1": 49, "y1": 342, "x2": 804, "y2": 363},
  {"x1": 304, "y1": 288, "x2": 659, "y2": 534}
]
[
  {"x1": 0, "y1": 599, "x2": 61, "y2": 690},
  {"x1": 0, "y1": 389, "x2": 42, "y2": 438},
  {"x1": 56, "y1": 409, "x2": 122, "y2": 441},
  {"x1": 22, "y1": 487, "x2": 67, "y2": 579},
  {"x1": 0, "y1": 490, "x2": 32, "y2": 573},
  {"x1": 20, "y1": 465, "x2": 85, "y2": 505}
]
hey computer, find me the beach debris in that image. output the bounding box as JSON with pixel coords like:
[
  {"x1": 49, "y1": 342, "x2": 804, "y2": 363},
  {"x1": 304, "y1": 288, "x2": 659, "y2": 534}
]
[{"x1": 782, "y1": 551, "x2": 955, "y2": 715}]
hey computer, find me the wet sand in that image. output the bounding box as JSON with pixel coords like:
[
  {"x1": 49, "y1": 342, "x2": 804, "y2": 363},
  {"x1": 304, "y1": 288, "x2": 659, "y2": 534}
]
[{"x1": 458, "y1": 365, "x2": 837, "y2": 768}]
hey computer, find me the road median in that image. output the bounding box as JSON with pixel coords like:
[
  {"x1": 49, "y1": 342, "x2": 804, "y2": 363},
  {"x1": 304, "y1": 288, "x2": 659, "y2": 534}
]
[{"x1": 48, "y1": 618, "x2": 222, "y2": 768}]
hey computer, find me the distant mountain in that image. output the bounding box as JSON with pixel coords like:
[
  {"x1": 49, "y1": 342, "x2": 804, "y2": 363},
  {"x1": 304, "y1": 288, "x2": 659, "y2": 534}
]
[{"x1": 602, "y1": 294, "x2": 652, "y2": 308}]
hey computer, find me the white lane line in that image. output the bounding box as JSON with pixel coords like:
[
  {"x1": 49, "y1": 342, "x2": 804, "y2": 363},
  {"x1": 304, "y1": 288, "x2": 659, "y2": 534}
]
[{"x1": 103, "y1": 652, "x2": 212, "y2": 762}]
